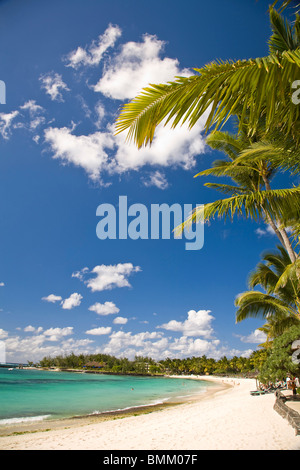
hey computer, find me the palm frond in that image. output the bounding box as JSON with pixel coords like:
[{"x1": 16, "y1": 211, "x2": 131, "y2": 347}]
[
  {"x1": 203, "y1": 183, "x2": 249, "y2": 196},
  {"x1": 115, "y1": 48, "x2": 300, "y2": 149},
  {"x1": 268, "y1": 7, "x2": 299, "y2": 54},
  {"x1": 233, "y1": 141, "x2": 300, "y2": 175},
  {"x1": 235, "y1": 291, "x2": 298, "y2": 322},
  {"x1": 274, "y1": 258, "x2": 300, "y2": 291},
  {"x1": 175, "y1": 187, "x2": 300, "y2": 236}
]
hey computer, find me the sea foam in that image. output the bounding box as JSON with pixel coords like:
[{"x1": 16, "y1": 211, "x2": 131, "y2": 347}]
[{"x1": 0, "y1": 415, "x2": 51, "y2": 426}]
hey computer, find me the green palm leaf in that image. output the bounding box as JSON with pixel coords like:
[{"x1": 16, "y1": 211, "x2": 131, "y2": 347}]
[
  {"x1": 235, "y1": 291, "x2": 298, "y2": 322},
  {"x1": 175, "y1": 188, "x2": 300, "y2": 235},
  {"x1": 115, "y1": 8, "x2": 300, "y2": 150}
]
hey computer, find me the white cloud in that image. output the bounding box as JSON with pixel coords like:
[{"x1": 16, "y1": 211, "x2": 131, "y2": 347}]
[
  {"x1": 93, "y1": 33, "x2": 189, "y2": 100},
  {"x1": 88, "y1": 301, "x2": 120, "y2": 316},
  {"x1": 41, "y1": 28, "x2": 208, "y2": 185},
  {"x1": 24, "y1": 325, "x2": 43, "y2": 333},
  {"x1": 100, "y1": 328, "x2": 223, "y2": 361},
  {"x1": 0, "y1": 328, "x2": 8, "y2": 339},
  {"x1": 143, "y1": 170, "x2": 169, "y2": 190},
  {"x1": 238, "y1": 329, "x2": 267, "y2": 344},
  {"x1": 44, "y1": 125, "x2": 115, "y2": 182},
  {"x1": 255, "y1": 224, "x2": 293, "y2": 238},
  {"x1": 0, "y1": 110, "x2": 19, "y2": 139},
  {"x1": 65, "y1": 24, "x2": 122, "y2": 68},
  {"x1": 113, "y1": 316, "x2": 128, "y2": 325},
  {"x1": 43, "y1": 326, "x2": 74, "y2": 341},
  {"x1": 39, "y1": 72, "x2": 70, "y2": 101},
  {"x1": 85, "y1": 327, "x2": 112, "y2": 335},
  {"x1": 61, "y1": 293, "x2": 83, "y2": 310},
  {"x1": 0, "y1": 101, "x2": 45, "y2": 140},
  {"x1": 72, "y1": 267, "x2": 89, "y2": 280},
  {"x1": 169, "y1": 336, "x2": 220, "y2": 356},
  {"x1": 94, "y1": 101, "x2": 105, "y2": 129},
  {"x1": 42, "y1": 294, "x2": 62, "y2": 303},
  {"x1": 20, "y1": 100, "x2": 44, "y2": 115},
  {"x1": 0, "y1": 282, "x2": 4, "y2": 287},
  {"x1": 4, "y1": 332, "x2": 95, "y2": 363},
  {"x1": 43, "y1": 119, "x2": 207, "y2": 184},
  {"x1": 83, "y1": 263, "x2": 141, "y2": 292},
  {"x1": 112, "y1": 117, "x2": 207, "y2": 173},
  {"x1": 158, "y1": 309, "x2": 215, "y2": 338},
  {"x1": 102, "y1": 330, "x2": 163, "y2": 355}
]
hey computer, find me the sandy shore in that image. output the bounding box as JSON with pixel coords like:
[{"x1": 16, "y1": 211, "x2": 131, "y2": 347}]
[{"x1": 0, "y1": 375, "x2": 299, "y2": 450}]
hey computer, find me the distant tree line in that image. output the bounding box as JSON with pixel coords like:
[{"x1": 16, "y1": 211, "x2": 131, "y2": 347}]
[
  {"x1": 37, "y1": 349, "x2": 268, "y2": 377},
  {"x1": 36, "y1": 324, "x2": 300, "y2": 381}
]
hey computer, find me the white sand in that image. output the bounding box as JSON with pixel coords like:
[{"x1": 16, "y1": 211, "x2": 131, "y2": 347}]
[{"x1": 0, "y1": 376, "x2": 299, "y2": 450}]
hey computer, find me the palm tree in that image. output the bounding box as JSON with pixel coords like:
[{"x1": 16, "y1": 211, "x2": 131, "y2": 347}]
[
  {"x1": 175, "y1": 128, "x2": 300, "y2": 262},
  {"x1": 115, "y1": 7, "x2": 300, "y2": 150},
  {"x1": 235, "y1": 245, "x2": 300, "y2": 330}
]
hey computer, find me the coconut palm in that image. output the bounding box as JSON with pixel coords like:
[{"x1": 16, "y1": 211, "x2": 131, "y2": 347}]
[
  {"x1": 235, "y1": 245, "x2": 300, "y2": 329},
  {"x1": 115, "y1": 7, "x2": 300, "y2": 150},
  {"x1": 175, "y1": 129, "x2": 300, "y2": 262}
]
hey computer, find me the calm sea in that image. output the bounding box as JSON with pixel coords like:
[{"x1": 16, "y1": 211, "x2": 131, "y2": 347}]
[{"x1": 0, "y1": 369, "x2": 210, "y2": 425}]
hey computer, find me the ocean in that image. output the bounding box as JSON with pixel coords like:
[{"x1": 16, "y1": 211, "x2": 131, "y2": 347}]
[{"x1": 0, "y1": 368, "x2": 210, "y2": 425}]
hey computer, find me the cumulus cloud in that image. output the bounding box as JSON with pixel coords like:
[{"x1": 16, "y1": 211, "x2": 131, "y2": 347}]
[
  {"x1": 65, "y1": 24, "x2": 121, "y2": 68},
  {"x1": 44, "y1": 125, "x2": 115, "y2": 182},
  {"x1": 0, "y1": 110, "x2": 19, "y2": 139},
  {"x1": 39, "y1": 72, "x2": 70, "y2": 101},
  {"x1": 1, "y1": 308, "x2": 254, "y2": 363},
  {"x1": 39, "y1": 27, "x2": 208, "y2": 185},
  {"x1": 112, "y1": 117, "x2": 207, "y2": 174},
  {"x1": 85, "y1": 327, "x2": 112, "y2": 335},
  {"x1": 100, "y1": 329, "x2": 222, "y2": 361},
  {"x1": 43, "y1": 326, "x2": 74, "y2": 341},
  {"x1": 42, "y1": 294, "x2": 62, "y2": 303},
  {"x1": 79, "y1": 263, "x2": 141, "y2": 292},
  {"x1": 143, "y1": 170, "x2": 169, "y2": 190},
  {"x1": 170, "y1": 336, "x2": 220, "y2": 356},
  {"x1": 61, "y1": 293, "x2": 83, "y2": 310},
  {"x1": 4, "y1": 332, "x2": 95, "y2": 363},
  {"x1": 43, "y1": 118, "x2": 207, "y2": 183},
  {"x1": 238, "y1": 329, "x2": 267, "y2": 344},
  {"x1": 255, "y1": 224, "x2": 293, "y2": 238},
  {"x1": 158, "y1": 309, "x2": 215, "y2": 338},
  {"x1": 72, "y1": 267, "x2": 89, "y2": 280},
  {"x1": 102, "y1": 330, "x2": 163, "y2": 357},
  {"x1": 113, "y1": 316, "x2": 128, "y2": 325},
  {"x1": 0, "y1": 328, "x2": 8, "y2": 339},
  {"x1": 20, "y1": 100, "x2": 44, "y2": 115},
  {"x1": 88, "y1": 301, "x2": 120, "y2": 316},
  {"x1": 24, "y1": 325, "x2": 43, "y2": 333},
  {"x1": 93, "y1": 33, "x2": 189, "y2": 100}
]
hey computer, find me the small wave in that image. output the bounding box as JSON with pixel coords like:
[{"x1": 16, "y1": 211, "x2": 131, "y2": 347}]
[
  {"x1": 87, "y1": 399, "x2": 167, "y2": 416},
  {"x1": 0, "y1": 415, "x2": 51, "y2": 426}
]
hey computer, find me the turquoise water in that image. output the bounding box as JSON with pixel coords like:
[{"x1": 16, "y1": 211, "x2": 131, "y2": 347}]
[{"x1": 0, "y1": 369, "x2": 209, "y2": 425}]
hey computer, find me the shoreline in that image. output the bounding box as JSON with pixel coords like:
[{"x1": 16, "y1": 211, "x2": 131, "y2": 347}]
[
  {"x1": 0, "y1": 375, "x2": 227, "y2": 438},
  {"x1": 1, "y1": 375, "x2": 299, "y2": 450}
]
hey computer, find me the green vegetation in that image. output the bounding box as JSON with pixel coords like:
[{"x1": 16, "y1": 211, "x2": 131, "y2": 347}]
[
  {"x1": 38, "y1": 353, "x2": 162, "y2": 375},
  {"x1": 37, "y1": 350, "x2": 267, "y2": 377},
  {"x1": 258, "y1": 324, "x2": 300, "y2": 383}
]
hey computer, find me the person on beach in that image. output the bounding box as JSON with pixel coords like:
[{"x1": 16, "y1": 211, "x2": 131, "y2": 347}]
[{"x1": 291, "y1": 380, "x2": 296, "y2": 396}]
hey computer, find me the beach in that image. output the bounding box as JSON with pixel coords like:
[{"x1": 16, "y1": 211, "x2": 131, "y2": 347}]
[{"x1": 0, "y1": 376, "x2": 299, "y2": 450}]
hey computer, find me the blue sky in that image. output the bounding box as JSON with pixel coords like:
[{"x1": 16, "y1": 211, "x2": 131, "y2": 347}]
[{"x1": 0, "y1": 0, "x2": 295, "y2": 363}]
